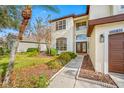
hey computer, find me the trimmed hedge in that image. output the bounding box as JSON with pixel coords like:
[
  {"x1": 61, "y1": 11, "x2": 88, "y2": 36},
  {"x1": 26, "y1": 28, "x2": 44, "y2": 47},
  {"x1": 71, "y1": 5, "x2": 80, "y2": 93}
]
[
  {"x1": 27, "y1": 48, "x2": 39, "y2": 52},
  {"x1": 46, "y1": 48, "x2": 58, "y2": 56},
  {"x1": 27, "y1": 51, "x2": 39, "y2": 57},
  {"x1": 50, "y1": 48, "x2": 58, "y2": 56},
  {"x1": 46, "y1": 52, "x2": 77, "y2": 69},
  {"x1": 65, "y1": 52, "x2": 77, "y2": 59},
  {"x1": 0, "y1": 47, "x2": 4, "y2": 55},
  {"x1": 59, "y1": 52, "x2": 71, "y2": 62},
  {"x1": 0, "y1": 47, "x2": 10, "y2": 55},
  {"x1": 46, "y1": 60, "x2": 61, "y2": 69}
]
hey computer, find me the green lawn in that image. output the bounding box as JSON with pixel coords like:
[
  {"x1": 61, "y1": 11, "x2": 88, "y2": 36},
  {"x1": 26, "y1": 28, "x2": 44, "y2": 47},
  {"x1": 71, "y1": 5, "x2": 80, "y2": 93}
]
[{"x1": 0, "y1": 53, "x2": 55, "y2": 74}]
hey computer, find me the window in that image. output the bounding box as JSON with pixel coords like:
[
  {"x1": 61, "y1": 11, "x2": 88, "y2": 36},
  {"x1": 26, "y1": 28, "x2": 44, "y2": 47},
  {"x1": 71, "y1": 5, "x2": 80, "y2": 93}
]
[
  {"x1": 56, "y1": 38, "x2": 67, "y2": 51},
  {"x1": 76, "y1": 22, "x2": 87, "y2": 31},
  {"x1": 56, "y1": 20, "x2": 66, "y2": 31},
  {"x1": 76, "y1": 34, "x2": 87, "y2": 41},
  {"x1": 121, "y1": 5, "x2": 124, "y2": 9},
  {"x1": 118, "y1": 5, "x2": 124, "y2": 12}
]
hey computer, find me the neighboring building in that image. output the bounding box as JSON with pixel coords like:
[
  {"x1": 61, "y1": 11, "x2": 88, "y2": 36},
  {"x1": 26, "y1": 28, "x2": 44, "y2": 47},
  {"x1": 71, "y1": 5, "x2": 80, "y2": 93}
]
[
  {"x1": 50, "y1": 5, "x2": 124, "y2": 74},
  {"x1": 50, "y1": 9, "x2": 89, "y2": 54},
  {"x1": 88, "y1": 5, "x2": 124, "y2": 74},
  {"x1": 4, "y1": 33, "x2": 47, "y2": 52},
  {"x1": 17, "y1": 33, "x2": 47, "y2": 52}
]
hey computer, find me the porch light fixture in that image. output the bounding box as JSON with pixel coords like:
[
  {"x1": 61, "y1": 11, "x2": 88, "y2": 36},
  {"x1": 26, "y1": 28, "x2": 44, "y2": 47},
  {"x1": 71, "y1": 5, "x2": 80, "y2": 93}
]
[{"x1": 100, "y1": 34, "x2": 104, "y2": 43}]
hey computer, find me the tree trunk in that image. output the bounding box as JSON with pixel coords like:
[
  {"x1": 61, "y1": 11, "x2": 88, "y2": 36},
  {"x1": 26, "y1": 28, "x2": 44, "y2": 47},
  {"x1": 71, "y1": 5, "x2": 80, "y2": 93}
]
[
  {"x1": 48, "y1": 43, "x2": 51, "y2": 55},
  {"x1": 46, "y1": 42, "x2": 51, "y2": 55},
  {"x1": 38, "y1": 42, "x2": 40, "y2": 53},
  {"x1": 2, "y1": 40, "x2": 19, "y2": 87},
  {"x1": 2, "y1": 6, "x2": 31, "y2": 87}
]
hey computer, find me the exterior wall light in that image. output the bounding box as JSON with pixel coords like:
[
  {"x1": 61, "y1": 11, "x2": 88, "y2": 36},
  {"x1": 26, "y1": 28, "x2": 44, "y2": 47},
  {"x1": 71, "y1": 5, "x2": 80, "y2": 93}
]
[{"x1": 100, "y1": 34, "x2": 104, "y2": 43}]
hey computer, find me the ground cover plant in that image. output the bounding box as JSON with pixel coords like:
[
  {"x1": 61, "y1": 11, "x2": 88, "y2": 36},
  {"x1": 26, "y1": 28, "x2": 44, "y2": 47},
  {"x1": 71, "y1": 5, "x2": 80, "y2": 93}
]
[{"x1": 0, "y1": 51, "x2": 77, "y2": 87}]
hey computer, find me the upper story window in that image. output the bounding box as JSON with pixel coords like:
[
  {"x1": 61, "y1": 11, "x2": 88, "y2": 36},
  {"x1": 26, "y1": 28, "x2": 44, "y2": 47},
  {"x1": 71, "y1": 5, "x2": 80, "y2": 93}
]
[
  {"x1": 76, "y1": 22, "x2": 87, "y2": 31},
  {"x1": 56, "y1": 20, "x2": 66, "y2": 31},
  {"x1": 120, "y1": 5, "x2": 124, "y2": 10},
  {"x1": 118, "y1": 5, "x2": 124, "y2": 11}
]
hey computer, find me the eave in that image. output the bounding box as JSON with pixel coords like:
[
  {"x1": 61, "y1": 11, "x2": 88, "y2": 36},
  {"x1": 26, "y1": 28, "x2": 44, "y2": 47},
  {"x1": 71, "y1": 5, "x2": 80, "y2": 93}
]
[{"x1": 87, "y1": 13, "x2": 124, "y2": 37}]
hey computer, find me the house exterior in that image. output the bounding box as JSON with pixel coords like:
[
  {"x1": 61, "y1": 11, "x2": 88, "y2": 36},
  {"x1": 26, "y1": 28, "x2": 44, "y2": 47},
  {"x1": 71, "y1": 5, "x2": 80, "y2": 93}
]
[
  {"x1": 88, "y1": 5, "x2": 124, "y2": 74},
  {"x1": 50, "y1": 13, "x2": 88, "y2": 54},
  {"x1": 50, "y1": 5, "x2": 124, "y2": 74}
]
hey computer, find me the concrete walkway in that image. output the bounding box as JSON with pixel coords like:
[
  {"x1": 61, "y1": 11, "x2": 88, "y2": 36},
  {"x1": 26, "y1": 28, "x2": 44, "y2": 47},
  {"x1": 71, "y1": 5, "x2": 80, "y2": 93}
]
[
  {"x1": 110, "y1": 72, "x2": 124, "y2": 88},
  {"x1": 48, "y1": 55, "x2": 104, "y2": 88}
]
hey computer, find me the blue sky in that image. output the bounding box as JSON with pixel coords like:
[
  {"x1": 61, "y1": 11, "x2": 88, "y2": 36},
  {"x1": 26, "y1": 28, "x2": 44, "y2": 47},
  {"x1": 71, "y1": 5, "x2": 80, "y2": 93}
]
[
  {"x1": 32, "y1": 5, "x2": 87, "y2": 20},
  {"x1": 0, "y1": 5, "x2": 87, "y2": 37}
]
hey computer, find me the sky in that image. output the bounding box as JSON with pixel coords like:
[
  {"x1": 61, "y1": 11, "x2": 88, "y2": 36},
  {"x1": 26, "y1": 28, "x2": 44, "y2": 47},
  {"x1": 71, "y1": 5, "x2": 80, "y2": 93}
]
[
  {"x1": 31, "y1": 5, "x2": 87, "y2": 20},
  {"x1": 0, "y1": 5, "x2": 87, "y2": 37}
]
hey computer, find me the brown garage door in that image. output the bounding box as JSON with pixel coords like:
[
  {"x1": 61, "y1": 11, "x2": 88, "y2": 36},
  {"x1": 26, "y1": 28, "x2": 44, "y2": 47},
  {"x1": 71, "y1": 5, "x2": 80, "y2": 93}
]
[{"x1": 109, "y1": 33, "x2": 124, "y2": 74}]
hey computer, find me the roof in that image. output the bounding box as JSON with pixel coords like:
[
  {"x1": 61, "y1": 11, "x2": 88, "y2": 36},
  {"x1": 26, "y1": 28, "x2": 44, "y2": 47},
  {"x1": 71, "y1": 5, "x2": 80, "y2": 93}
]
[
  {"x1": 49, "y1": 5, "x2": 90, "y2": 23},
  {"x1": 87, "y1": 13, "x2": 124, "y2": 37}
]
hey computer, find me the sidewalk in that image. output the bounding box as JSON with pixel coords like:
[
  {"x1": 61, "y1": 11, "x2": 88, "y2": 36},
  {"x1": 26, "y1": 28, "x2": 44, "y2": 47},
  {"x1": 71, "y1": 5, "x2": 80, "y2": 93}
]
[{"x1": 48, "y1": 55, "x2": 105, "y2": 88}]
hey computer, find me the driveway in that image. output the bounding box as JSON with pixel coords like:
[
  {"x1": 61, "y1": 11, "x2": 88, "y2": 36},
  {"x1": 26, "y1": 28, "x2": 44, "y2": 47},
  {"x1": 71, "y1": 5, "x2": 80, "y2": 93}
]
[
  {"x1": 110, "y1": 72, "x2": 124, "y2": 88},
  {"x1": 48, "y1": 55, "x2": 105, "y2": 88}
]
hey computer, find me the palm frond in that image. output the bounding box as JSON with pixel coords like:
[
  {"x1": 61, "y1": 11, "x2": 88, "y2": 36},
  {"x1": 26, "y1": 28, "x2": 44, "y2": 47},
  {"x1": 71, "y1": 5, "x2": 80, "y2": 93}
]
[{"x1": 32, "y1": 5, "x2": 60, "y2": 13}]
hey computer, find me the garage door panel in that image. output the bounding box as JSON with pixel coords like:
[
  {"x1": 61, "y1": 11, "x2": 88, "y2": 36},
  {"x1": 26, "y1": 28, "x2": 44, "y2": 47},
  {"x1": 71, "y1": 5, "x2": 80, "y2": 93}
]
[
  {"x1": 110, "y1": 51, "x2": 124, "y2": 60},
  {"x1": 109, "y1": 61, "x2": 124, "y2": 64},
  {"x1": 110, "y1": 41, "x2": 124, "y2": 49},
  {"x1": 109, "y1": 33, "x2": 124, "y2": 74},
  {"x1": 109, "y1": 64, "x2": 124, "y2": 73},
  {"x1": 109, "y1": 34, "x2": 124, "y2": 39}
]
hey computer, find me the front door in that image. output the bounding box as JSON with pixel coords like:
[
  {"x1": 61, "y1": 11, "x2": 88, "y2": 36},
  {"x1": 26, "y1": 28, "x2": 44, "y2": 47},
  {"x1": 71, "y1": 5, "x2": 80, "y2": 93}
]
[{"x1": 76, "y1": 42, "x2": 87, "y2": 53}]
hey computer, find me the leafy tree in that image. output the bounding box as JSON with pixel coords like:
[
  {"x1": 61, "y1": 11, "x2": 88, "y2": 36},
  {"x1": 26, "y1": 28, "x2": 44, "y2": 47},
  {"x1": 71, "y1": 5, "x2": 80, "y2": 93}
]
[{"x1": 1, "y1": 5, "x2": 59, "y2": 87}]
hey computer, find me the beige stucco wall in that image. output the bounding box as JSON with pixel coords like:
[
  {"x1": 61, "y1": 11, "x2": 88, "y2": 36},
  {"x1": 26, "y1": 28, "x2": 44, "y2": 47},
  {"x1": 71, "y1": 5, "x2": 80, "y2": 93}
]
[
  {"x1": 17, "y1": 42, "x2": 47, "y2": 52},
  {"x1": 89, "y1": 5, "x2": 124, "y2": 20},
  {"x1": 88, "y1": 21, "x2": 124, "y2": 73},
  {"x1": 88, "y1": 30, "x2": 96, "y2": 68},
  {"x1": 51, "y1": 17, "x2": 74, "y2": 53},
  {"x1": 89, "y1": 5, "x2": 111, "y2": 20}
]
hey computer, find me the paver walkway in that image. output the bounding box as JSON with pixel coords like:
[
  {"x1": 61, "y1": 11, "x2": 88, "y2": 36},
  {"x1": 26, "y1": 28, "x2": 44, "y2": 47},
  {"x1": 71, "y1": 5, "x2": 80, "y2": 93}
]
[{"x1": 48, "y1": 55, "x2": 105, "y2": 88}]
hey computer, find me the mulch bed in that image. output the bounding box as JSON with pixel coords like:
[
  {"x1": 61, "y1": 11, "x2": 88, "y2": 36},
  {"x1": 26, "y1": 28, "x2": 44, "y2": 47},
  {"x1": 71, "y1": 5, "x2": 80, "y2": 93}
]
[
  {"x1": 8, "y1": 64, "x2": 59, "y2": 87},
  {"x1": 79, "y1": 55, "x2": 117, "y2": 87}
]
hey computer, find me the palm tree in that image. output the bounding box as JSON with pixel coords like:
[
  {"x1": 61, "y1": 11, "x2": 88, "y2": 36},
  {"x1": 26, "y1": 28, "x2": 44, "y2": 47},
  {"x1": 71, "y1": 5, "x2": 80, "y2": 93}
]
[{"x1": 1, "y1": 5, "x2": 59, "y2": 87}]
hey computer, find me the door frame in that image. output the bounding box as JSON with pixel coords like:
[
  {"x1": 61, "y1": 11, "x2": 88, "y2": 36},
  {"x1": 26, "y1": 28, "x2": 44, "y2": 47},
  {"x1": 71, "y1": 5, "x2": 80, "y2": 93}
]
[
  {"x1": 76, "y1": 42, "x2": 87, "y2": 53},
  {"x1": 104, "y1": 31, "x2": 124, "y2": 74}
]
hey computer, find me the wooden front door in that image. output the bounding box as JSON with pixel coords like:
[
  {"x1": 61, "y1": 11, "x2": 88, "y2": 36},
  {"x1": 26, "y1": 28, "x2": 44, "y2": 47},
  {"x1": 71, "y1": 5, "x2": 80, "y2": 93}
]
[
  {"x1": 76, "y1": 42, "x2": 87, "y2": 53},
  {"x1": 109, "y1": 33, "x2": 124, "y2": 74}
]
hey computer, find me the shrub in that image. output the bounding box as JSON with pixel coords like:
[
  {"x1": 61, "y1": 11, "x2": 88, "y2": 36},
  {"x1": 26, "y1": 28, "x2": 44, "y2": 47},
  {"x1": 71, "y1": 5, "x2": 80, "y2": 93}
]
[
  {"x1": 0, "y1": 47, "x2": 4, "y2": 55},
  {"x1": 46, "y1": 60, "x2": 61, "y2": 69},
  {"x1": 0, "y1": 47, "x2": 10, "y2": 55},
  {"x1": 65, "y1": 52, "x2": 77, "y2": 59},
  {"x1": 46, "y1": 48, "x2": 58, "y2": 56},
  {"x1": 36, "y1": 74, "x2": 49, "y2": 88},
  {"x1": 3, "y1": 48, "x2": 10, "y2": 54},
  {"x1": 59, "y1": 52, "x2": 71, "y2": 65},
  {"x1": 27, "y1": 51, "x2": 39, "y2": 57},
  {"x1": 27, "y1": 48, "x2": 39, "y2": 52}
]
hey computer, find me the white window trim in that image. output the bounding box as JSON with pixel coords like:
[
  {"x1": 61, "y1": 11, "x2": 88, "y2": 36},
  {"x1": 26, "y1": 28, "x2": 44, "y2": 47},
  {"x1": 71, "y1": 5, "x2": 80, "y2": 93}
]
[{"x1": 56, "y1": 20, "x2": 66, "y2": 31}]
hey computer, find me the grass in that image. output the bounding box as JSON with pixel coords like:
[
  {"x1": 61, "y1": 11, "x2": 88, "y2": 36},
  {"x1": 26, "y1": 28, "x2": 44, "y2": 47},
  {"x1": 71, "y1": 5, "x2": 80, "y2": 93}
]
[{"x1": 0, "y1": 53, "x2": 55, "y2": 73}]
